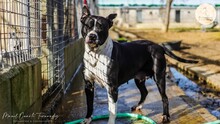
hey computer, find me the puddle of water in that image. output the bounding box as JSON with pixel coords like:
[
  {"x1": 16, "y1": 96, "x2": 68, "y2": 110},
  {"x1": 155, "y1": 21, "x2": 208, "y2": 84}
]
[{"x1": 170, "y1": 67, "x2": 220, "y2": 119}]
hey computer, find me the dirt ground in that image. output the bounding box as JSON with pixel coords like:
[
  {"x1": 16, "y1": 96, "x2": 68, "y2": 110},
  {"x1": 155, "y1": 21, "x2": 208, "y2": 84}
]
[{"x1": 118, "y1": 28, "x2": 220, "y2": 73}]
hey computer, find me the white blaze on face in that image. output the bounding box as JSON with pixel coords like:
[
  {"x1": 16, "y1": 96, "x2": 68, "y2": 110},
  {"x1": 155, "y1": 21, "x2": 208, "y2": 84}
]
[
  {"x1": 85, "y1": 19, "x2": 99, "y2": 44},
  {"x1": 93, "y1": 19, "x2": 97, "y2": 31}
]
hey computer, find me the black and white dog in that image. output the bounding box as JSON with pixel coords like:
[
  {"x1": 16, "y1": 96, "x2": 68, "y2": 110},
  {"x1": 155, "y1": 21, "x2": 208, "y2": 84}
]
[{"x1": 81, "y1": 6, "x2": 198, "y2": 124}]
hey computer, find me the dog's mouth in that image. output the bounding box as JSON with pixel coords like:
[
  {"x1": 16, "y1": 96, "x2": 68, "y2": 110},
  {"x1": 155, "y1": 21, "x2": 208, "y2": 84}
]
[
  {"x1": 85, "y1": 33, "x2": 100, "y2": 50},
  {"x1": 86, "y1": 39, "x2": 99, "y2": 50},
  {"x1": 88, "y1": 42, "x2": 98, "y2": 48}
]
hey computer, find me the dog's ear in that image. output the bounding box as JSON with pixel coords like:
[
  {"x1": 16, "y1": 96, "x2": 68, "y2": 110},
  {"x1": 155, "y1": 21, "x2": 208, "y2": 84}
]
[
  {"x1": 81, "y1": 6, "x2": 90, "y2": 23},
  {"x1": 106, "y1": 13, "x2": 117, "y2": 27},
  {"x1": 107, "y1": 13, "x2": 117, "y2": 21}
]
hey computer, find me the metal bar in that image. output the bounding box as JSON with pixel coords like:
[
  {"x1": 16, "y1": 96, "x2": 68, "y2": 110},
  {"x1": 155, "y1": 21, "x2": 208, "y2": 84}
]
[{"x1": 0, "y1": 0, "x2": 41, "y2": 69}]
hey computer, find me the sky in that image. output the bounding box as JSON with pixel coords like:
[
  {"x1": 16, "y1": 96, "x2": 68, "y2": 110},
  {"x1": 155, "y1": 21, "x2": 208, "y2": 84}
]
[{"x1": 98, "y1": 0, "x2": 220, "y2": 6}]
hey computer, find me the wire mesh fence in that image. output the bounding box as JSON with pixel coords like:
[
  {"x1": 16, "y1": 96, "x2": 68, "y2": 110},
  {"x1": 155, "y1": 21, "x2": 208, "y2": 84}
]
[
  {"x1": 40, "y1": 0, "x2": 80, "y2": 100},
  {"x1": 0, "y1": 0, "x2": 41, "y2": 69},
  {"x1": 0, "y1": 0, "x2": 82, "y2": 105}
]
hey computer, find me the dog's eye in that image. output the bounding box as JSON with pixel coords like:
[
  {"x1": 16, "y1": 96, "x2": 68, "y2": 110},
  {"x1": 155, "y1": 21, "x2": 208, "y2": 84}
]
[
  {"x1": 86, "y1": 24, "x2": 93, "y2": 29},
  {"x1": 88, "y1": 20, "x2": 94, "y2": 28},
  {"x1": 84, "y1": 19, "x2": 94, "y2": 29},
  {"x1": 96, "y1": 23, "x2": 102, "y2": 29}
]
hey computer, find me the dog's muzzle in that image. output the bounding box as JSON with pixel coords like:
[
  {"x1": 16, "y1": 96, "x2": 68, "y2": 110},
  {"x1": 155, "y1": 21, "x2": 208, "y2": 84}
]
[
  {"x1": 87, "y1": 33, "x2": 97, "y2": 43},
  {"x1": 85, "y1": 32, "x2": 99, "y2": 49}
]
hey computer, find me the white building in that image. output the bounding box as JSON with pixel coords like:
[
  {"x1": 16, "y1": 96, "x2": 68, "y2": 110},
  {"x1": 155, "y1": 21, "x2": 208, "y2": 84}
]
[{"x1": 98, "y1": 0, "x2": 220, "y2": 28}]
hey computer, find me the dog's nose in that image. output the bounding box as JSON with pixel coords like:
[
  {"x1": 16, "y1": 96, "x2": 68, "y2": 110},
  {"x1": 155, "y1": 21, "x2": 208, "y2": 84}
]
[{"x1": 89, "y1": 34, "x2": 97, "y2": 41}]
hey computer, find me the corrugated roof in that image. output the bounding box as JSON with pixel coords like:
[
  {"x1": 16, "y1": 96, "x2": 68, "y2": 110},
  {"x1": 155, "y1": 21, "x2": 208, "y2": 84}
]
[
  {"x1": 98, "y1": 0, "x2": 220, "y2": 7},
  {"x1": 173, "y1": 0, "x2": 219, "y2": 7}
]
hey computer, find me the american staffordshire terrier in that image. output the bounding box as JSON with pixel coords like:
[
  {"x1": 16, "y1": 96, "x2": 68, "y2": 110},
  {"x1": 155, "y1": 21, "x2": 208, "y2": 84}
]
[{"x1": 81, "y1": 6, "x2": 198, "y2": 124}]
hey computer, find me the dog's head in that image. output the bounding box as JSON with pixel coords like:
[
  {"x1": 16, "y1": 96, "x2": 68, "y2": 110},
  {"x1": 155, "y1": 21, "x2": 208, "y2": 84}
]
[{"x1": 81, "y1": 6, "x2": 117, "y2": 51}]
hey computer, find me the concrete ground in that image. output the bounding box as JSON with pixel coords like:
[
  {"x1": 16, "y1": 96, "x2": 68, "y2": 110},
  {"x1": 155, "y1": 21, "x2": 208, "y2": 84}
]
[
  {"x1": 92, "y1": 78, "x2": 217, "y2": 124},
  {"x1": 56, "y1": 68, "x2": 216, "y2": 124}
]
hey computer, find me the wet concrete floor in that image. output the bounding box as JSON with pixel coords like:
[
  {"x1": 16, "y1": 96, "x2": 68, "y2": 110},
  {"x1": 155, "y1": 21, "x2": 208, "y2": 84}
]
[
  {"x1": 170, "y1": 67, "x2": 220, "y2": 119},
  {"x1": 56, "y1": 69, "x2": 217, "y2": 124}
]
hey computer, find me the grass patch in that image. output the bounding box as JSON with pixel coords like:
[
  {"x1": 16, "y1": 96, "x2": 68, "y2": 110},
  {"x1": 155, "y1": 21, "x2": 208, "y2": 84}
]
[
  {"x1": 117, "y1": 37, "x2": 130, "y2": 43},
  {"x1": 170, "y1": 28, "x2": 200, "y2": 32},
  {"x1": 205, "y1": 28, "x2": 220, "y2": 32},
  {"x1": 170, "y1": 27, "x2": 220, "y2": 32}
]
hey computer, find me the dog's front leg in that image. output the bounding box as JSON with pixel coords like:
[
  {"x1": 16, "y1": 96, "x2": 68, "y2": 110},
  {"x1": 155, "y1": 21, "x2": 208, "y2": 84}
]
[
  {"x1": 82, "y1": 81, "x2": 94, "y2": 124},
  {"x1": 107, "y1": 87, "x2": 118, "y2": 124}
]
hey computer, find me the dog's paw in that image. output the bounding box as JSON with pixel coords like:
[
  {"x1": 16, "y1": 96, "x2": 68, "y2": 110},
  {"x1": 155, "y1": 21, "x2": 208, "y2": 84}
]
[
  {"x1": 162, "y1": 115, "x2": 170, "y2": 123},
  {"x1": 81, "y1": 117, "x2": 92, "y2": 124},
  {"x1": 131, "y1": 105, "x2": 142, "y2": 111}
]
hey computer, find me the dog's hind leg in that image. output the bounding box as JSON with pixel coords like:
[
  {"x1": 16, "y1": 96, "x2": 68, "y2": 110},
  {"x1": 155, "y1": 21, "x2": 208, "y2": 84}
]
[
  {"x1": 131, "y1": 78, "x2": 148, "y2": 111},
  {"x1": 154, "y1": 75, "x2": 170, "y2": 123},
  {"x1": 82, "y1": 81, "x2": 94, "y2": 124},
  {"x1": 153, "y1": 56, "x2": 170, "y2": 123}
]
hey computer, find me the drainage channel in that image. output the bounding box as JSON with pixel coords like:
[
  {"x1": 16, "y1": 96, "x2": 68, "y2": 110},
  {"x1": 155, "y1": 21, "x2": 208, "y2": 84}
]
[{"x1": 169, "y1": 67, "x2": 220, "y2": 119}]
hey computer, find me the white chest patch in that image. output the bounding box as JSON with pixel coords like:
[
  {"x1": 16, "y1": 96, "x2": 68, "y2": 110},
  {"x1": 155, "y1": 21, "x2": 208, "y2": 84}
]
[{"x1": 83, "y1": 37, "x2": 113, "y2": 87}]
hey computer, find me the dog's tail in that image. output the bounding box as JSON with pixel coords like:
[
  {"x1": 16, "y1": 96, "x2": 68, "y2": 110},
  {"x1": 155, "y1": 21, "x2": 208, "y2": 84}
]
[{"x1": 162, "y1": 45, "x2": 198, "y2": 64}]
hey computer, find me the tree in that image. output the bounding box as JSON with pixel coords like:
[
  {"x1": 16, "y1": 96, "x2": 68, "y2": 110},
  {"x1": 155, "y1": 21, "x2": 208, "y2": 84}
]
[{"x1": 162, "y1": 0, "x2": 173, "y2": 32}]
